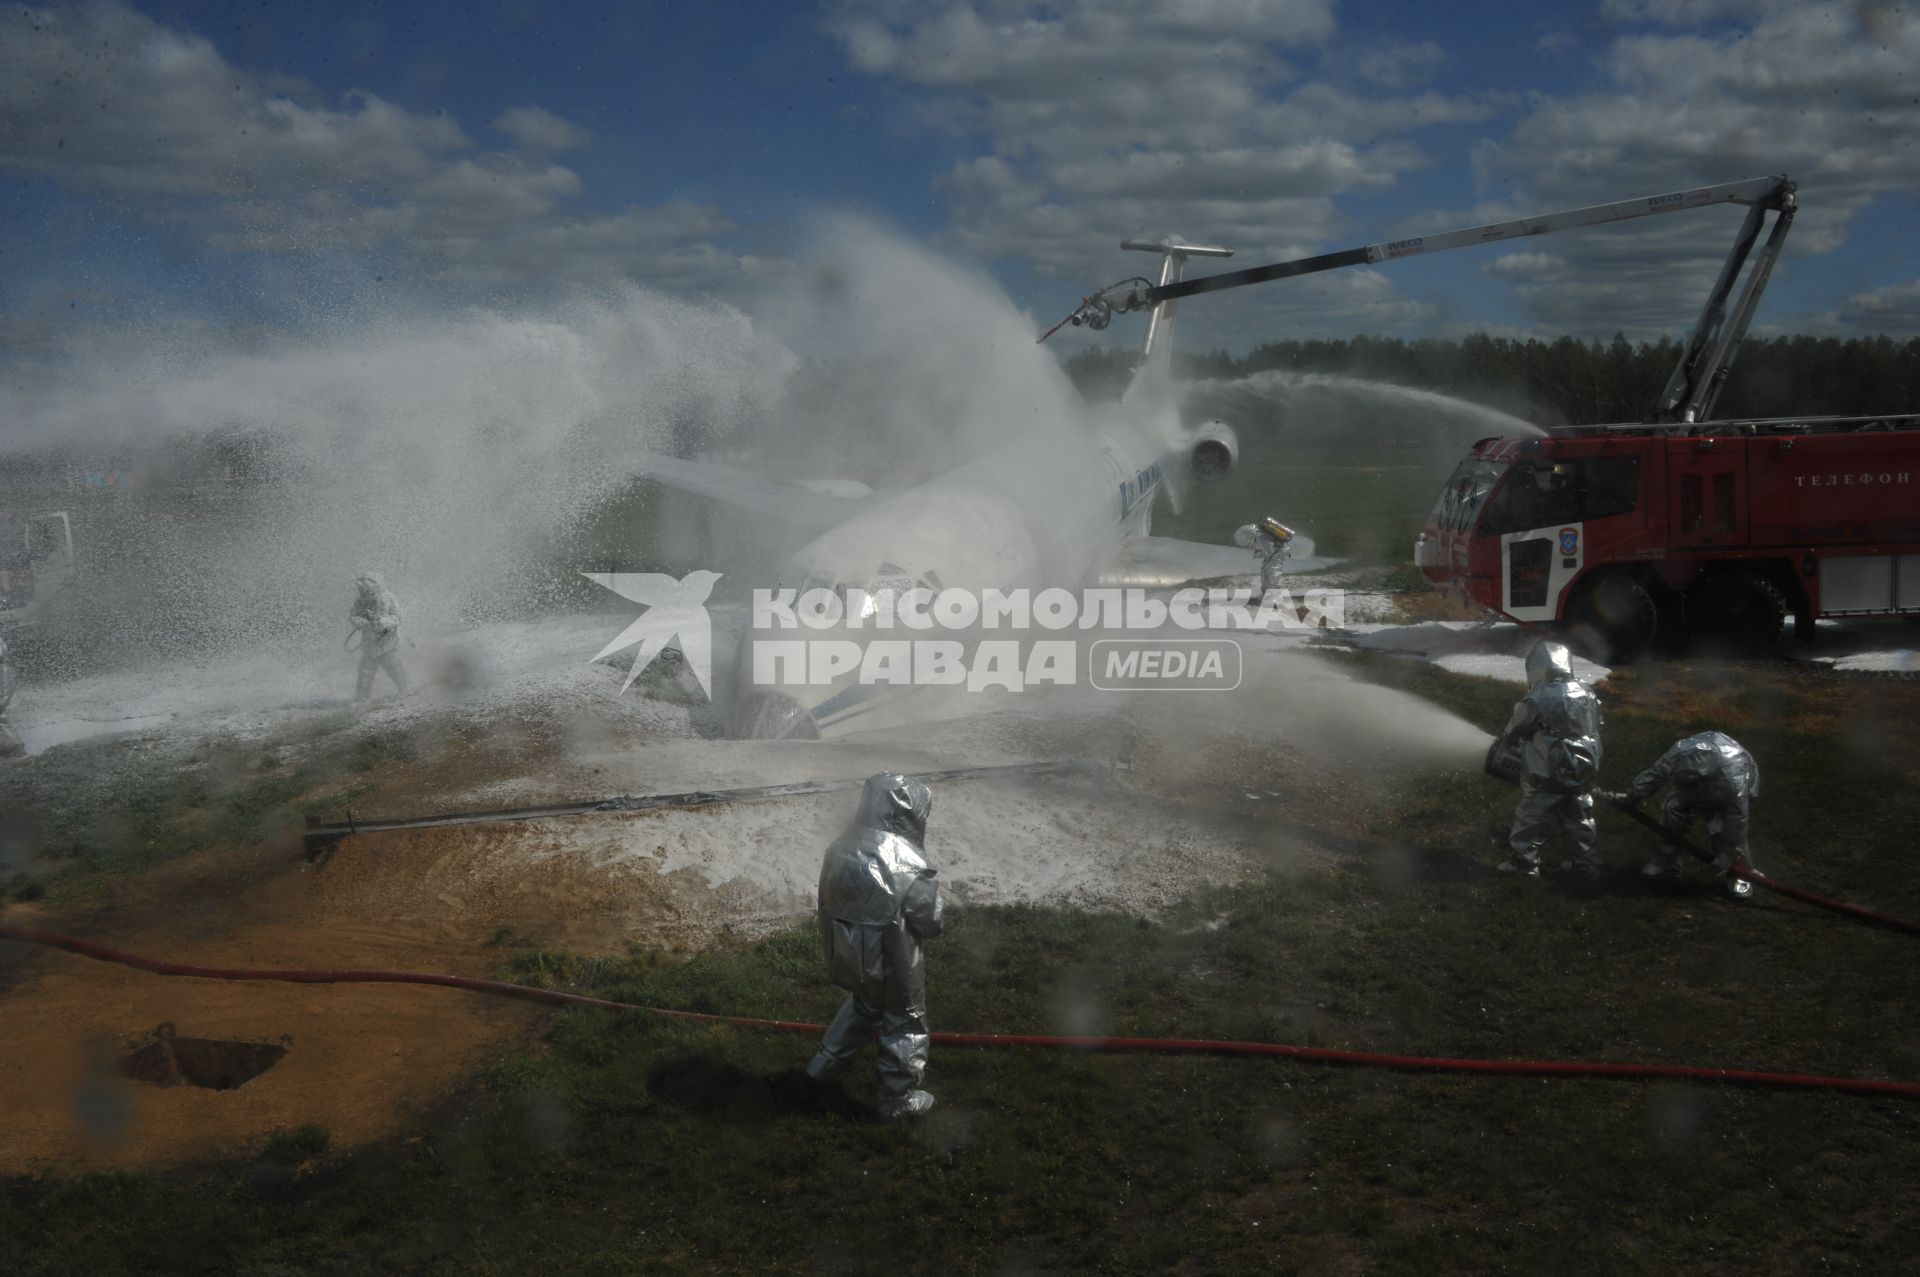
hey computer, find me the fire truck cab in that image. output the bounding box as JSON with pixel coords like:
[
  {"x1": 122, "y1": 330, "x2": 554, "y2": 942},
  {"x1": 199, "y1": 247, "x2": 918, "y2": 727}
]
[{"x1": 1416, "y1": 416, "x2": 1920, "y2": 659}]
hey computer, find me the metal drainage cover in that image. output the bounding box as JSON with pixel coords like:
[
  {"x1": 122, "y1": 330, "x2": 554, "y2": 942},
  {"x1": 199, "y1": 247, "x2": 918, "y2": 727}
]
[{"x1": 117, "y1": 1023, "x2": 290, "y2": 1091}]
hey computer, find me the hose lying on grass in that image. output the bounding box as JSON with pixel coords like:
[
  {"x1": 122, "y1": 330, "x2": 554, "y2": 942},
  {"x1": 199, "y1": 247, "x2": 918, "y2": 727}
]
[
  {"x1": 1605, "y1": 800, "x2": 1920, "y2": 937},
  {"x1": 3, "y1": 924, "x2": 1915, "y2": 1100}
]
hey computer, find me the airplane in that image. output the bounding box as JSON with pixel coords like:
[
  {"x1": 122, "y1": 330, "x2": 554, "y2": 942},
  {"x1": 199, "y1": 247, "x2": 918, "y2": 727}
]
[{"x1": 622, "y1": 237, "x2": 1324, "y2": 739}]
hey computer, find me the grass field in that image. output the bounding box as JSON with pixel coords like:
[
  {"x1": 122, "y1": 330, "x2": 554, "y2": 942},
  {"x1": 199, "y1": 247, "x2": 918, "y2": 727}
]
[
  {"x1": 4, "y1": 645, "x2": 1918, "y2": 1274},
  {"x1": 1153, "y1": 440, "x2": 1465, "y2": 568}
]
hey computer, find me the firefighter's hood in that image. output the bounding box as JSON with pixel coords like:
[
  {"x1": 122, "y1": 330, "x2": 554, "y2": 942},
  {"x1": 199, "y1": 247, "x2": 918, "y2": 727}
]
[
  {"x1": 1525, "y1": 640, "x2": 1575, "y2": 689},
  {"x1": 855, "y1": 772, "x2": 932, "y2": 845}
]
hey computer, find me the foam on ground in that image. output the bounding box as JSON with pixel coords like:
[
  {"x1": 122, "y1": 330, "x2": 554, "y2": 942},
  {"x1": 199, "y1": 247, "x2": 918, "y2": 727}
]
[{"x1": 1341, "y1": 619, "x2": 1611, "y2": 685}]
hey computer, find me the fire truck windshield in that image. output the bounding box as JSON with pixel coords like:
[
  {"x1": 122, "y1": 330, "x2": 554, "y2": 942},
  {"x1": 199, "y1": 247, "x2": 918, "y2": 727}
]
[
  {"x1": 1479, "y1": 456, "x2": 1640, "y2": 536},
  {"x1": 1435, "y1": 460, "x2": 1506, "y2": 533}
]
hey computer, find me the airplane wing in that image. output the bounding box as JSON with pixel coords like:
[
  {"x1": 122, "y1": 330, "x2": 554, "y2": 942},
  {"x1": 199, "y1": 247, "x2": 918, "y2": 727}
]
[
  {"x1": 632, "y1": 454, "x2": 874, "y2": 533},
  {"x1": 1094, "y1": 533, "x2": 1333, "y2": 588}
]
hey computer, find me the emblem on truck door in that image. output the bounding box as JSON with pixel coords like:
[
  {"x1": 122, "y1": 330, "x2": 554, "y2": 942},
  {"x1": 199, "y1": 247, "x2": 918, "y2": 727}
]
[{"x1": 1559, "y1": 527, "x2": 1580, "y2": 556}]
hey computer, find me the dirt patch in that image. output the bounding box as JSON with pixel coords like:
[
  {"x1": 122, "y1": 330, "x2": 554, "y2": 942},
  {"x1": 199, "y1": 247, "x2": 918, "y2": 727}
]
[
  {"x1": 1605, "y1": 659, "x2": 1920, "y2": 756},
  {"x1": 0, "y1": 916, "x2": 543, "y2": 1172},
  {"x1": 0, "y1": 802, "x2": 734, "y2": 1172},
  {"x1": 1392, "y1": 589, "x2": 1487, "y2": 624},
  {"x1": 117, "y1": 1025, "x2": 290, "y2": 1092}
]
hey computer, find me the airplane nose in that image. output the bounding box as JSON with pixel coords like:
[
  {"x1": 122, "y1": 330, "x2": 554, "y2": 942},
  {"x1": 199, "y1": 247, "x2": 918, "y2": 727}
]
[{"x1": 733, "y1": 690, "x2": 821, "y2": 740}]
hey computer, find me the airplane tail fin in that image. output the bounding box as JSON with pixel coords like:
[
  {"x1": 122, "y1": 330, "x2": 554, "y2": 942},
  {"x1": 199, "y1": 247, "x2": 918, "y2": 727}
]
[{"x1": 1119, "y1": 238, "x2": 1231, "y2": 408}]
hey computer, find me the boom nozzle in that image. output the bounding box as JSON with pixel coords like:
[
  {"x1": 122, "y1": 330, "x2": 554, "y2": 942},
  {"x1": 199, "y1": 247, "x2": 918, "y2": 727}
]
[{"x1": 1035, "y1": 239, "x2": 1233, "y2": 343}]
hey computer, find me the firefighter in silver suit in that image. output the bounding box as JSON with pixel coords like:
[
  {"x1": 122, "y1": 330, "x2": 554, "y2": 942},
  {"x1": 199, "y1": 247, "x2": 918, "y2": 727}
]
[
  {"x1": 1495, "y1": 640, "x2": 1604, "y2": 880},
  {"x1": 1610, "y1": 731, "x2": 1760, "y2": 900},
  {"x1": 349, "y1": 572, "x2": 409, "y2": 700},
  {"x1": 806, "y1": 773, "x2": 944, "y2": 1118},
  {"x1": 1233, "y1": 517, "x2": 1297, "y2": 596},
  {"x1": 0, "y1": 634, "x2": 22, "y2": 758}
]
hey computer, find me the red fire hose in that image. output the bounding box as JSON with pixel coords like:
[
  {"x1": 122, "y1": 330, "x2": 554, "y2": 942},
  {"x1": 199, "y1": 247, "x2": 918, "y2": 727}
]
[
  {"x1": 3, "y1": 924, "x2": 1915, "y2": 1100},
  {"x1": 1605, "y1": 800, "x2": 1920, "y2": 937}
]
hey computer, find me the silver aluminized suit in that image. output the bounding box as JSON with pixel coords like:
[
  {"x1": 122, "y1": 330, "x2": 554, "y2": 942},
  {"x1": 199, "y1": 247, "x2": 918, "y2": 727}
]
[
  {"x1": 1499, "y1": 641, "x2": 1604, "y2": 877},
  {"x1": 349, "y1": 573, "x2": 409, "y2": 699},
  {"x1": 0, "y1": 635, "x2": 21, "y2": 758},
  {"x1": 806, "y1": 773, "x2": 943, "y2": 1117},
  {"x1": 1234, "y1": 518, "x2": 1296, "y2": 595},
  {"x1": 1624, "y1": 731, "x2": 1760, "y2": 894}
]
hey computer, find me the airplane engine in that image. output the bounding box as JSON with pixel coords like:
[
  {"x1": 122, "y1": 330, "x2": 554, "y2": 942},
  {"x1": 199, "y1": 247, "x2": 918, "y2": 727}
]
[{"x1": 1188, "y1": 421, "x2": 1238, "y2": 481}]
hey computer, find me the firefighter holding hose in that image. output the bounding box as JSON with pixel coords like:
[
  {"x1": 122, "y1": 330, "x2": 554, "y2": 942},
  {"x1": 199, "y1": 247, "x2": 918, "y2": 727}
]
[
  {"x1": 349, "y1": 572, "x2": 409, "y2": 701},
  {"x1": 1606, "y1": 731, "x2": 1760, "y2": 900},
  {"x1": 1233, "y1": 516, "x2": 1297, "y2": 598},
  {"x1": 806, "y1": 772, "x2": 944, "y2": 1118},
  {"x1": 0, "y1": 633, "x2": 22, "y2": 759},
  {"x1": 1491, "y1": 640, "x2": 1604, "y2": 882}
]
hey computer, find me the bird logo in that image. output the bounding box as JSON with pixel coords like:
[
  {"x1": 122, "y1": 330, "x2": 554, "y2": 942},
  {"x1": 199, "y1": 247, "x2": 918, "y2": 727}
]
[{"x1": 581, "y1": 570, "x2": 722, "y2": 699}]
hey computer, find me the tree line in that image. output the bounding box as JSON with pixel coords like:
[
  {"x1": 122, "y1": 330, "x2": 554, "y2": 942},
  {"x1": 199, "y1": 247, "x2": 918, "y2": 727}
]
[{"x1": 1063, "y1": 333, "x2": 1920, "y2": 424}]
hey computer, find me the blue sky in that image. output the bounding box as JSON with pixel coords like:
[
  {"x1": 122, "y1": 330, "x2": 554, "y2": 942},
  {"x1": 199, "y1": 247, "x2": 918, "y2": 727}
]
[{"x1": 3, "y1": 0, "x2": 1918, "y2": 360}]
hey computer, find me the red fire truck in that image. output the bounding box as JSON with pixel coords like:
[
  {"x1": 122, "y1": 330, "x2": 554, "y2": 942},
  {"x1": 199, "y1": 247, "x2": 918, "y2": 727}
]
[
  {"x1": 1414, "y1": 415, "x2": 1920, "y2": 658},
  {"x1": 1045, "y1": 173, "x2": 1917, "y2": 656}
]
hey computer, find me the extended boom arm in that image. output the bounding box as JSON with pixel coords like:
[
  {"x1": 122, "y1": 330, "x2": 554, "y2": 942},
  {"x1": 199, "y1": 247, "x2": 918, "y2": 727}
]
[{"x1": 1044, "y1": 175, "x2": 1797, "y2": 424}]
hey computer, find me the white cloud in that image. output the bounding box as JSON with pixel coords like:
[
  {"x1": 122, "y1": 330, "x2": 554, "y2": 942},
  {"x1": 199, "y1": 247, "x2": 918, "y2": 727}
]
[
  {"x1": 832, "y1": 0, "x2": 1508, "y2": 336},
  {"x1": 1355, "y1": 40, "x2": 1446, "y2": 90},
  {"x1": 1469, "y1": 4, "x2": 1920, "y2": 334},
  {"x1": 1826, "y1": 278, "x2": 1920, "y2": 331},
  {"x1": 1600, "y1": 0, "x2": 1794, "y2": 25},
  {"x1": 0, "y1": 3, "x2": 759, "y2": 296},
  {"x1": 494, "y1": 105, "x2": 590, "y2": 152},
  {"x1": 1485, "y1": 252, "x2": 1563, "y2": 278}
]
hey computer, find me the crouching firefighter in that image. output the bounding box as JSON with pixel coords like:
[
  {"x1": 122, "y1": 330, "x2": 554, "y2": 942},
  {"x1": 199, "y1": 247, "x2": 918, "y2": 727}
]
[
  {"x1": 1233, "y1": 517, "x2": 1297, "y2": 597},
  {"x1": 807, "y1": 772, "x2": 944, "y2": 1118},
  {"x1": 1607, "y1": 731, "x2": 1760, "y2": 900},
  {"x1": 1492, "y1": 640, "x2": 1603, "y2": 881}
]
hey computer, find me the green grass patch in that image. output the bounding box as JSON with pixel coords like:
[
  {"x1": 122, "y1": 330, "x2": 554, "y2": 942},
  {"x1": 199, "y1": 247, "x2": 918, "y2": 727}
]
[
  {"x1": 0, "y1": 719, "x2": 426, "y2": 897},
  {"x1": 1156, "y1": 441, "x2": 1463, "y2": 567},
  {"x1": 259, "y1": 1125, "x2": 331, "y2": 1167}
]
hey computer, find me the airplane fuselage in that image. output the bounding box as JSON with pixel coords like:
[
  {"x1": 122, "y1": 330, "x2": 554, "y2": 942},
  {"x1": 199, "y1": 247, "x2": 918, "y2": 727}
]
[{"x1": 732, "y1": 399, "x2": 1182, "y2": 737}]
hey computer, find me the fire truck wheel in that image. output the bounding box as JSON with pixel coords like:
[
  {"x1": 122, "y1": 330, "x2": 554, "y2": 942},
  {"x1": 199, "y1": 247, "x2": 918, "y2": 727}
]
[
  {"x1": 1690, "y1": 571, "x2": 1786, "y2": 653},
  {"x1": 1566, "y1": 573, "x2": 1660, "y2": 664}
]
